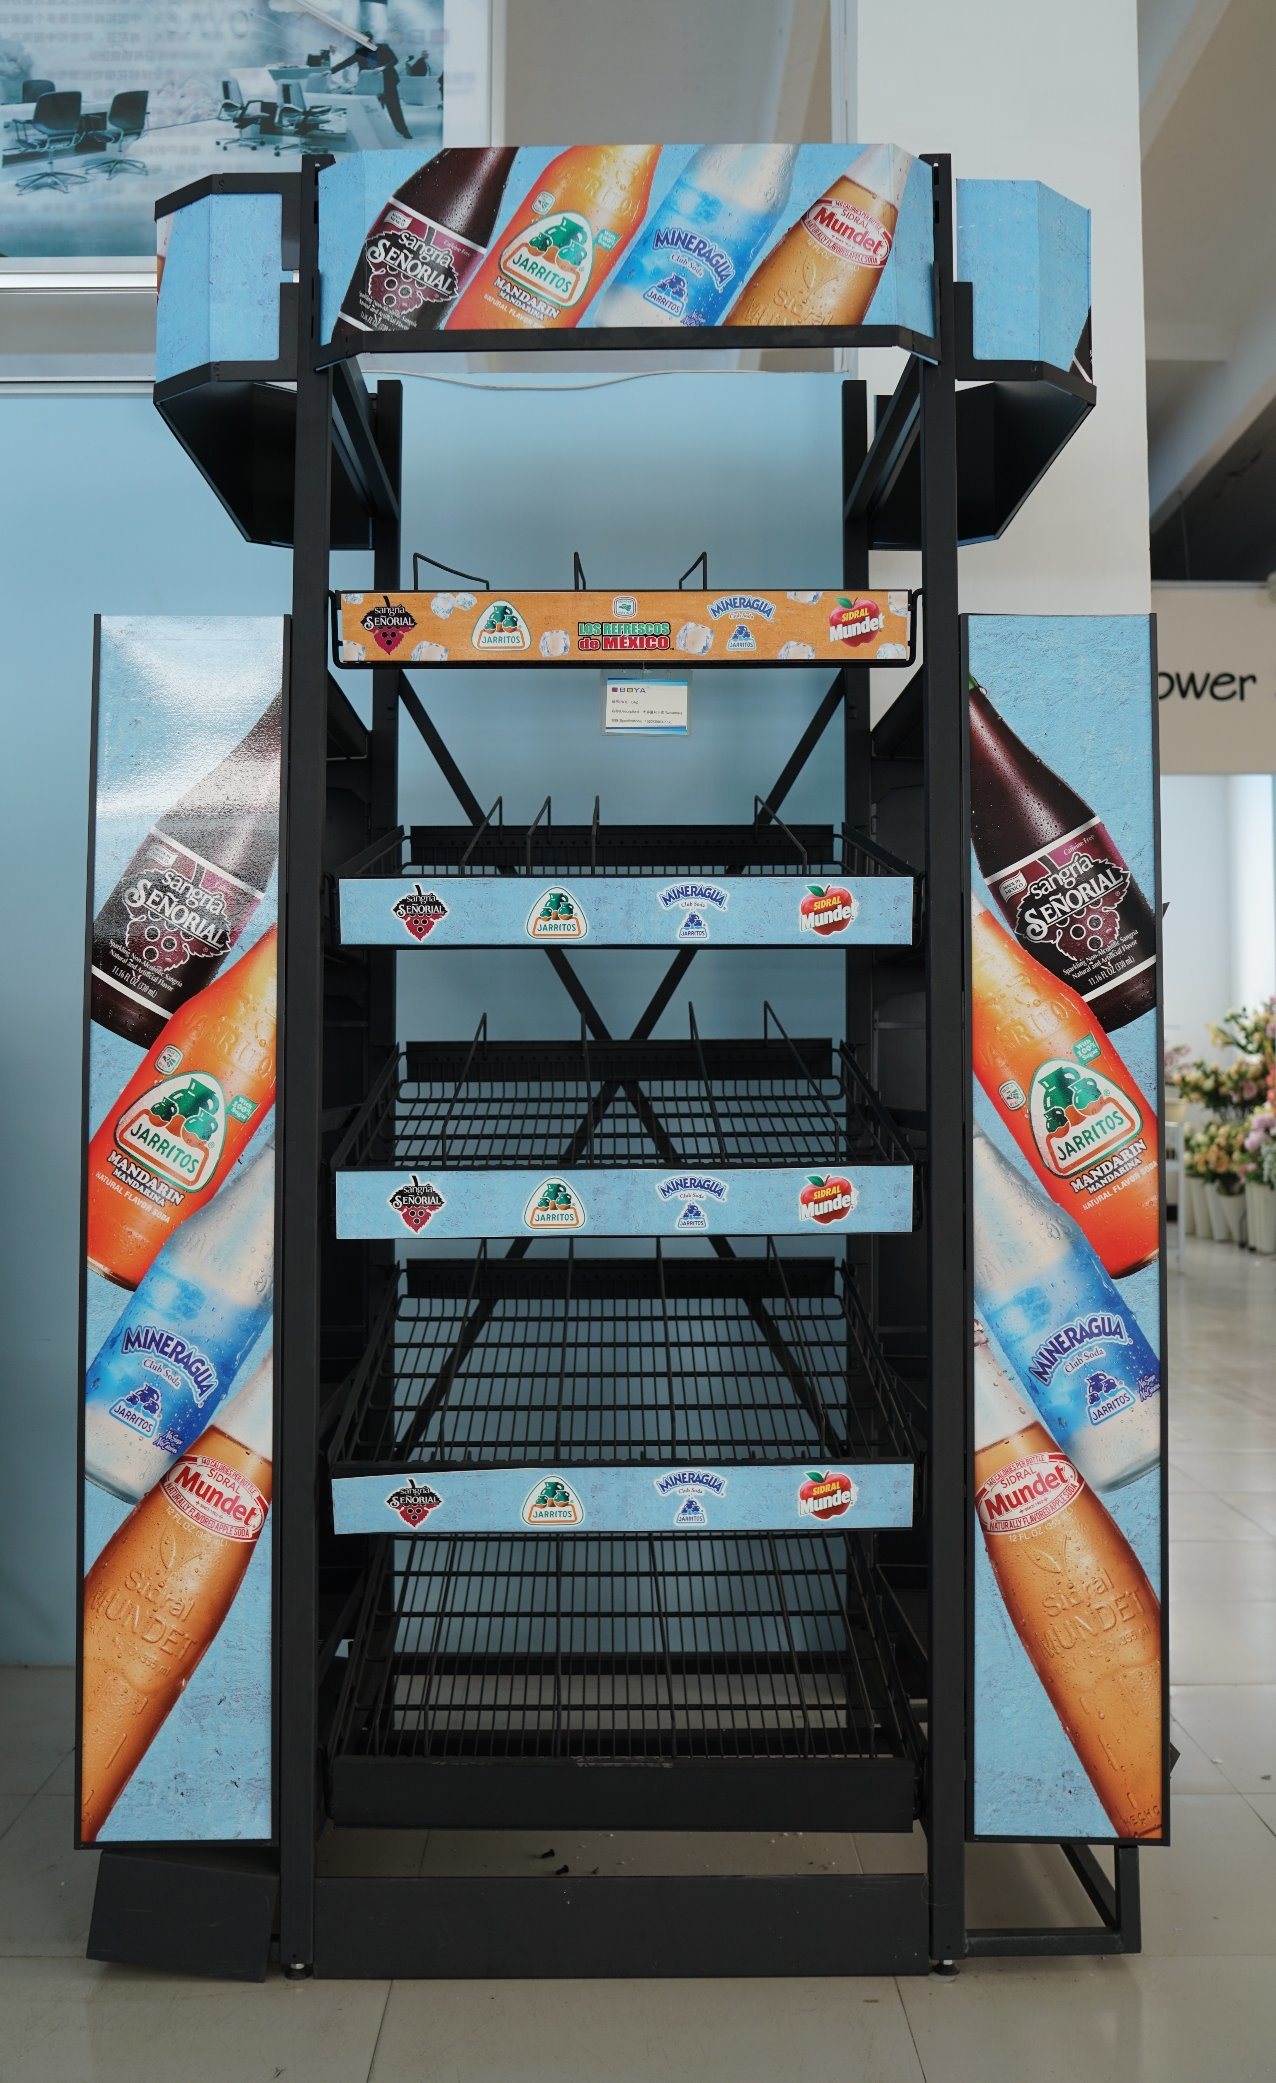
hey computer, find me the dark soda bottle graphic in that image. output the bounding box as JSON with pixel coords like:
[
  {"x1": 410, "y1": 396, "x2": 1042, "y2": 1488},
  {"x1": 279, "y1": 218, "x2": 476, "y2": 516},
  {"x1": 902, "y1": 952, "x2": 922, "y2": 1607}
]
[
  {"x1": 91, "y1": 693, "x2": 281, "y2": 1048},
  {"x1": 335, "y1": 147, "x2": 518, "y2": 339},
  {"x1": 968, "y1": 676, "x2": 1157, "y2": 1031}
]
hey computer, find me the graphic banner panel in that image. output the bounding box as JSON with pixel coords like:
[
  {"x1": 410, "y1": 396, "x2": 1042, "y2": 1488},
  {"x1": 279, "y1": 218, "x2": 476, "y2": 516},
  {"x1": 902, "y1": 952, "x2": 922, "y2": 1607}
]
[
  {"x1": 967, "y1": 615, "x2": 1166, "y2": 1845},
  {"x1": 335, "y1": 588, "x2": 915, "y2": 668},
  {"x1": 79, "y1": 617, "x2": 285, "y2": 1845}
]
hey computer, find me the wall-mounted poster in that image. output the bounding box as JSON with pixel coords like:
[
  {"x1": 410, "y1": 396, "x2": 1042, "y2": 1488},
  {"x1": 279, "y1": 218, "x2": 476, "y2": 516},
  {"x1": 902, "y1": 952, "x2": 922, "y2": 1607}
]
[
  {"x1": 78, "y1": 617, "x2": 285, "y2": 1845},
  {"x1": 967, "y1": 615, "x2": 1167, "y2": 1845},
  {"x1": 0, "y1": 1, "x2": 446, "y2": 258}
]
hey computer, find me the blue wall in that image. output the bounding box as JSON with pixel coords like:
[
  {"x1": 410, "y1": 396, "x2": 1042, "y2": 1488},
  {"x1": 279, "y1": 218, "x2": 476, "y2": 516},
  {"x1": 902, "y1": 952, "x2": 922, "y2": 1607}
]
[{"x1": 0, "y1": 368, "x2": 854, "y2": 1662}]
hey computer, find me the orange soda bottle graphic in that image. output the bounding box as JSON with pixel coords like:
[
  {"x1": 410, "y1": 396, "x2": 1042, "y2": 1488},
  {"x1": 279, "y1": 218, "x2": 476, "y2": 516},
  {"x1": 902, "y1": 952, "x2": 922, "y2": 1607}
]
[
  {"x1": 725, "y1": 142, "x2": 911, "y2": 329},
  {"x1": 973, "y1": 1322, "x2": 1162, "y2": 1839},
  {"x1": 86, "y1": 926, "x2": 276, "y2": 1290},
  {"x1": 445, "y1": 144, "x2": 660, "y2": 331},
  {"x1": 971, "y1": 899, "x2": 1158, "y2": 1279},
  {"x1": 80, "y1": 1350, "x2": 273, "y2": 1843}
]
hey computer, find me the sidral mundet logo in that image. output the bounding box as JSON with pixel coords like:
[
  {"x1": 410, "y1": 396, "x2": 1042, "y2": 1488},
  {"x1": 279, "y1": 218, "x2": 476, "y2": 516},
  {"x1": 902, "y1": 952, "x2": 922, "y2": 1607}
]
[
  {"x1": 162, "y1": 1454, "x2": 268, "y2": 1543},
  {"x1": 798, "y1": 1470, "x2": 857, "y2": 1521},
  {"x1": 976, "y1": 1451, "x2": 1083, "y2": 1535}
]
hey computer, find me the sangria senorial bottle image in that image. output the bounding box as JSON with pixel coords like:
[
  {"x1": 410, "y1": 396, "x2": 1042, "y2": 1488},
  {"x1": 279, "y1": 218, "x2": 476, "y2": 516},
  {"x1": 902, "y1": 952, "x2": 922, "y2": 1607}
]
[
  {"x1": 335, "y1": 148, "x2": 518, "y2": 339},
  {"x1": 969, "y1": 675, "x2": 1157, "y2": 1031}
]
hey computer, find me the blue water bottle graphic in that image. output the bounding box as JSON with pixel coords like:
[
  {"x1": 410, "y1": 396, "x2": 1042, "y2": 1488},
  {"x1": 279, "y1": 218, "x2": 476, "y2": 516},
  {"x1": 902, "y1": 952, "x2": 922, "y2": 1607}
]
[
  {"x1": 973, "y1": 1126, "x2": 1160, "y2": 1490},
  {"x1": 586, "y1": 144, "x2": 798, "y2": 329},
  {"x1": 85, "y1": 1138, "x2": 274, "y2": 1501}
]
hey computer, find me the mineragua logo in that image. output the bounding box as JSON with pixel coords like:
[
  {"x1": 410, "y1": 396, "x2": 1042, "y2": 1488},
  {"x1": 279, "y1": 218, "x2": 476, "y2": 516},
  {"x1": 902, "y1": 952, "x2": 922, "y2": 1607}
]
[
  {"x1": 526, "y1": 888, "x2": 588, "y2": 940},
  {"x1": 109, "y1": 1383, "x2": 163, "y2": 1438},
  {"x1": 386, "y1": 1477, "x2": 443, "y2": 1528},
  {"x1": 500, "y1": 209, "x2": 594, "y2": 308},
  {"x1": 657, "y1": 1174, "x2": 728, "y2": 1231},
  {"x1": 651, "y1": 225, "x2": 736, "y2": 288},
  {"x1": 360, "y1": 597, "x2": 417, "y2": 654},
  {"x1": 1028, "y1": 1313, "x2": 1131, "y2": 1387},
  {"x1": 472, "y1": 600, "x2": 530, "y2": 652},
  {"x1": 657, "y1": 882, "x2": 728, "y2": 943},
  {"x1": 162, "y1": 1454, "x2": 268, "y2": 1543},
  {"x1": 707, "y1": 594, "x2": 776, "y2": 622},
  {"x1": 392, "y1": 885, "x2": 449, "y2": 942},
  {"x1": 387, "y1": 1175, "x2": 446, "y2": 1233},
  {"x1": 653, "y1": 1469, "x2": 728, "y2": 1525},
  {"x1": 976, "y1": 1452, "x2": 1083, "y2": 1535},
  {"x1": 114, "y1": 1073, "x2": 226, "y2": 1196},
  {"x1": 522, "y1": 1476, "x2": 585, "y2": 1526},
  {"x1": 119, "y1": 1324, "x2": 219, "y2": 1406},
  {"x1": 1028, "y1": 1061, "x2": 1141, "y2": 1179},
  {"x1": 525, "y1": 1179, "x2": 586, "y2": 1230}
]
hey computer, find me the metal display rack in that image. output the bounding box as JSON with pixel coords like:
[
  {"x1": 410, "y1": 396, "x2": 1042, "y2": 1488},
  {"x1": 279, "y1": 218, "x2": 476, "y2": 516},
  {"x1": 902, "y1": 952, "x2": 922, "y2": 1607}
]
[{"x1": 87, "y1": 152, "x2": 1148, "y2": 1984}]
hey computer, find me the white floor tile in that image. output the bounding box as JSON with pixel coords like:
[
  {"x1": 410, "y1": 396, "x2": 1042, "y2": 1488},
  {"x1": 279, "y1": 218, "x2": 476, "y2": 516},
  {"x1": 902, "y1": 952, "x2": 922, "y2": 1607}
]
[
  {"x1": 1233, "y1": 1496, "x2": 1276, "y2": 1536},
  {"x1": 370, "y1": 1976, "x2": 925, "y2": 2083},
  {"x1": 1138, "y1": 1795, "x2": 1276, "y2": 1955},
  {"x1": 1243, "y1": 1792, "x2": 1276, "y2": 1837},
  {"x1": 1169, "y1": 1719, "x2": 1237, "y2": 1794},
  {"x1": 1169, "y1": 1540, "x2": 1276, "y2": 1603},
  {"x1": 1169, "y1": 1686, "x2": 1276, "y2": 1793},
  {"x1": 1170, "y1": 1601, "x2": 1276, "y2": 1684},
  {"x1": 0, "y1": 1670, "x2": 74, "y2": 1799},
  {"x1": 0, "y1": 1798, "x2": 97, "y2": 1957},
  {"x1": 1188, "y1": 1453, "x2": 1276, "y2": 1495},
  {"x1": 0, "y1": 1956, "x2": 390, "y2": 2083},
  {"x1": 1166, "y1": 1493, "x2": 1271, "y2": 1540}
]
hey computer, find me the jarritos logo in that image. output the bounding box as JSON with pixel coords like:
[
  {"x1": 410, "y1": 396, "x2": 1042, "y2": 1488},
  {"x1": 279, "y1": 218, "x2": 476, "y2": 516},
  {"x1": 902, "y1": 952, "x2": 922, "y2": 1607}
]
[
  {"x1": 360, "y1": 596, "x2": 417, "y2": 655},
  {"x1": 801, "y1": 195, "x2": 893, "y2": 271},
  {"x1": 387, "y1": 1174, "x2": 446, "y2": 1234},
  {"x1": 522, "y1": 1476, "x2": 585, "y2": 1526},
  {"x1": 113, "y1": 1072, "x2": 226, "y2": 1197},
  {"x1": 798, "y1": 1171, "x2": 857, "y2": 1224},
  {"x1": 799, "y1": 882, "x2": 858, "y2": 937},
  {"x1": 1028, "y1": 1060, "x2": 1142, "y2": 1181},
  {"x1": 386, "y1": 1477, "x2": 443, "y2": 1528},
  {"x1": 798, "y1": 1469, "x2": 857, "y2": 1522},
  {"x1": 500, "y1": 209, "x2": 595, "y2": 310},
  {"x1": 828, "y1": 595, "x2": 885, "y2": 647},
  {"x1": 976, "y1": 1451, "x2": 1083, "y2": 1536},
  {"x1": 392, "y1": 885, "x2": 449, "y2": 943},
  {"x1": 525, "y1": 1179, "x2": 586, "y2": 1230},
  {"x1": 526, "y1": 888, "x2": 588, "y2": 940},
  {"x1": 472, "y1": 600, "x2": 531, "y2": 652},
  {"x1": 161, "y1": 1454, "x2": 268, "y2": 1543}
]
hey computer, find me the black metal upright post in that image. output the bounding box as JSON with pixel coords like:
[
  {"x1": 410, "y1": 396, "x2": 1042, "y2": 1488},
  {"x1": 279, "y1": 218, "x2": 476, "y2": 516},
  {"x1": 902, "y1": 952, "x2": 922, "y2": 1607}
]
[
  {"x1": 278, "y1": 152, "x2": 333, "y2": 1979},
  {"x1": 918, "y1": 154, "x2": 970, "y2": 1967}
]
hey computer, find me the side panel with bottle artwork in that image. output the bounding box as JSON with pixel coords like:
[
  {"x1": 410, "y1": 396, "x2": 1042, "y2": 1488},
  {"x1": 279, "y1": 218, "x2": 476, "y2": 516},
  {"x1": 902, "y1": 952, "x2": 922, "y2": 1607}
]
[
  {"x1": 966, "y1": 615, "x2": 1168, "y2": 1845},
  {"x1": 78, "y1": 617, "x2": 286, "y2": 1846}
]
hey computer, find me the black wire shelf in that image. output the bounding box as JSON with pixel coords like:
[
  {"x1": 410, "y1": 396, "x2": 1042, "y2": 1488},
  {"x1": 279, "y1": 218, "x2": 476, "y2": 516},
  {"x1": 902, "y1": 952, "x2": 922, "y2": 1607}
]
[
  {"x1": 325, "y1": 1532, "x2": 924, "y2": 1832},
  {"x1": 326, "y1": 1247, "x2": 920, "y2": 1477}
]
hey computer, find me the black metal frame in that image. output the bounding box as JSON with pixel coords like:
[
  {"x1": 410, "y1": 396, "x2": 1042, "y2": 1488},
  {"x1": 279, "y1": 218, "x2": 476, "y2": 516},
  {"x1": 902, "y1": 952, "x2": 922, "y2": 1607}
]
[{"x1": 84, "y1": 152, "x2": 1147, "y2": 1982}]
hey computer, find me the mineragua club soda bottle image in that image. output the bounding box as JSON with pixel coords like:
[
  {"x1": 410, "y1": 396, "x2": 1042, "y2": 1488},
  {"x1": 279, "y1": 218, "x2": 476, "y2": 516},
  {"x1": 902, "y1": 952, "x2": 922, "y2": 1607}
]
[
  {"x1": 585, "y1": 145, "x2": 798, "y2": 329},
  {"x1": 90, "y1": 692, "x2": 281, "y2": 1048},
  {"x1": 973, "y1": 1127, "x2": 1160, "y2": 1490},
  {"x1": 725, "y1": 142, "x2": 911, "y2": 328},
  {"x1": 84, "y1": 1139, "x2": 274, "y2": 1500},
  {"x1": 80, "y1": 1349, "x2": 273, "y2": 1843},
  {"x1": 971, "y1": 899, "x2": 1159, "y2": 1278},
  {"x1": 445, "y1": 145, "x2": 661, "y2": 331},
  {"x1": 86, "y1": 925, "x2": 277, "y2": 1290},
  {"x1": 973, "y1": 1321, "x2": 1162, "y2": 1840},
  {"x1": 334, "y1": 147, "x2": 518, "y2": 340},
  {"x1": 969, "y1": 677, "x2": 1157, "y2": 1031}
]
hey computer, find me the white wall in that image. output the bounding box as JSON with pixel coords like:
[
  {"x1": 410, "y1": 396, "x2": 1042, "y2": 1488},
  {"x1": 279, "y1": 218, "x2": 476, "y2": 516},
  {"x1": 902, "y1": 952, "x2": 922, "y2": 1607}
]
[
  {"x1": 1161, "y1": 773, "x2": 1276, "y2": 1058},
  {"x1": 1229, "y1": 775, "x2": 1276, "y2": 1012}
]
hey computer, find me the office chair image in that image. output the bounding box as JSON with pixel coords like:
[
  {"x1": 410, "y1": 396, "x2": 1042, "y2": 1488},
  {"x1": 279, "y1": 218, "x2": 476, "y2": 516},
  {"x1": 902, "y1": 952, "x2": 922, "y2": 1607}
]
[
  {"x1": 20, "y1": 79, "x2": 56, "y2": 100},
  {"x1": 12, "y1": 91, "x2": 88, "y2": 191},
  {"x1": 88, "y1": 89, "x2": 148, "y2": 176},
  {"x1": 217, "y1": 79, "x2": 282, "y2": 153}
]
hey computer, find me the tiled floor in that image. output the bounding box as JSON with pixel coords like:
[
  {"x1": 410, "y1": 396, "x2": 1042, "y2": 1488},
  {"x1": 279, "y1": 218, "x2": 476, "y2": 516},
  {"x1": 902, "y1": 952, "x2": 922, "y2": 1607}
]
[{"x1": 1, "y1": 1236, "x2": 1273, "y2": 2081}]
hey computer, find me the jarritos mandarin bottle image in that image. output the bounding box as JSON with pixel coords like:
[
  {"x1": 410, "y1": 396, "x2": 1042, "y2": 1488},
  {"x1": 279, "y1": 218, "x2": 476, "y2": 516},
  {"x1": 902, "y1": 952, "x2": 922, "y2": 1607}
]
[
  {"x1": 90, "y1": 692, "x2": 281, "y2": 1049},
  {"x1": 969, "y1": 677, "x2": 1158, "y2": 1031},
  {"x1": 971, "y1": 899, "x2": 1159, "y2": 1278},
  {"x1": 86, "y1": 926, "x2": 276, "y2": 1290},
  {"x1": 973, "y1": 1322, "x2": 1163, "y2": 1840},
  {"x1": 724, "y1": 142, "x2": 911, "y2": 329},
  {"x1": 445, "y1": 144, "x2": 661, "y2": 332},
  {"x1": 80, "y1": 1351, "x2": 272, "y2": 1844},
  {"x1": 334, "y1": 147, "x2": 518, "y2": 340}
]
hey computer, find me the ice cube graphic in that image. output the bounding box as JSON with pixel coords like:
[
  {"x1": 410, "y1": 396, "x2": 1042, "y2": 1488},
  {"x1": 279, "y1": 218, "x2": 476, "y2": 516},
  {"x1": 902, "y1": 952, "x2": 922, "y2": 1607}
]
[
  {"x1": 675, "y1": 622, "x2": 713, "y2": 656},
  {"x1": 876, "y1": 641, "x2": 908, "y2": 660},
  {"x1": 539, "y1": 628, "x2": 571, "y2": 658},
  {"x1": 345, "y1": 592, "x2": 365, "y2": 605},
  {"x1": 777, "y1": 640, "x2": 816, "y2": 661},
  {"x1": 455, "y1": 592, "x2": 477, "y2": 609},
  {"x1": 786, "y1": 590, "x2": 822, "y2": 604},
  {"x1": 410, "y1": 640, "x2": 449, "y2": 663},
  {"x1": 430, "y1": 593, "x2": 456, "y2": 619},
  {"x1": 887, "y1": 590, "x2": 909, "y2": 615},
  {"x1": 341, "y1": 640, "x2": 367, "y2": 663}
]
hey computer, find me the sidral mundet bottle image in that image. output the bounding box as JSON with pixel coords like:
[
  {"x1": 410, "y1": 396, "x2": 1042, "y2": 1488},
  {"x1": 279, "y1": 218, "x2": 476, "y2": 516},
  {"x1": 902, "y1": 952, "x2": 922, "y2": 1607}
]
[
  {"x1": 90, "y1": 692, "x2": 281, "y2": 1048},
  {"x1": 584, "y1": 145, "x2": 798, "y2": 329},
  {"x1": 80, "y1": 1350, "x2": 273, "y2": 1844},
  {"x1": 445, "y1": 144, "x2": 661, "y2": 331},
  {"x1": 334, "y1": 147, "x2": 518, "y2": 340},
  {"x1": 86, "y1": 926, "x2": 276, "y2": 1290},
  {"x1": 969, "y1": 676, "x2": 1158, "y2": 1031},
  {"x1": 974, "y1": 1127, "x2": 1160, "y2": 1490},
  {"x1": 85, "y1": 1139, "x2": 274, "y2": 1501},
  {"x1": 971, "y1": 898, "x2": 1159, "y2": 1279},
  {"x1": 724, "y1": 142, "x2": 911, "y2": 329},
  {"x1": 973, "y1": 1321, "x2": 1163, "y2": 1840}
]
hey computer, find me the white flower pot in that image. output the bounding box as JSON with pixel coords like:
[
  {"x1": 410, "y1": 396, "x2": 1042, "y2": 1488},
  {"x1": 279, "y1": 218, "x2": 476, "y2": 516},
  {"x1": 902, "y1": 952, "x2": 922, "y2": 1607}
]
[
  {"x1": 1246, "y1": 1181, "x2": 1276, "y2": 1255},
  {"x1": 1187, "y1": 1176, "x2": 1210, "y2": 1236},
  {"x1": 1180, "y1": 1177, "x2": 1196, "y2": 1235},
  {"x1": 1206, "y1": 1183, "x2": 1236, "y2": 1241}
]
